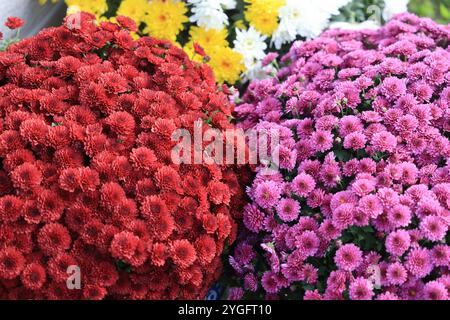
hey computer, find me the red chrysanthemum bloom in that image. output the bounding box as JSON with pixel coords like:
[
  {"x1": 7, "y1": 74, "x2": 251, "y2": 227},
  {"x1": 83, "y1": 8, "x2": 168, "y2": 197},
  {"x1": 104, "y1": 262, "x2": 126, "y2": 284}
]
[
  {"x1": 3, "y1": 149, "x2": 35, "y2": 172},
  {"x1": 53, "y1": 147, "x2": 84, "y2": 169},
  {"x1": 216, "y1": 213, "x2": 232, "y2": 239},
  {"x1": 201, "y1": 213, "x2": 218, "y2": 234},
  {"x1": 100, "y1": 182, "x2": 126, "y2": 210},
  {"x1": 19, "y1": 119, "x2": 48, "y2": 146},
  {"x1": 149, "y1": 242, "x2": 168, "y2": 267},
  {"x1": 78, "y1": 167, "x2": 100, "y2": 192},
  {"x1": 5, "y1": 16, "x2": 25, "y2": 30},
  {"x1": 80, "y1": 219, "x2": 104, "y2": 245},
  {"x1": 154, "y1": 166, "x2": 182, "y2": 191},
  {"x1": 46, "y1": 125, "x2": 71, "y2": 148},
  {"x1": 0, "y1": 247, "x2": 25, "y2": 279},
  {"x1": 48, "y1": 253, "x2": 77, "y2": 282},
  {"x1": 147, "y1": 212, "x2": 175, "y2": 241},
  {"x1": 6, "y1": 232, "x2": 33, "y2": 254},
  {"x1": 83, "y1": 284, "x2": 107, "y2": 300},
  {"x1": 130, "y1": 147, "x2": 157, "y2": 171},
  {"x1": 110, "y1": 231, "x2": 139, "y2": 261},
  {"x1": 141, "y1": 195, "x2": 169, "y2": 218},
  {"x1": 37, "y1": 223, "x2": 71, "y2": 256},
  {"x1": 116, "y1": 15, "x2": 138, "y2": 32},
  {"x1": 93, "y1": 261, "x2": 119, "y2": 288},
  {"x1": 171, "y1": 239, "x2": 197, "y2": 269},
  {"x1": 37, "y1": 190, "x2": 64, "y2": 222},
  {"x1": 105, "y1": 111, "x2": 135, "y2": 136},
  {"x1": 0, "y1": 195, "x2": 23, "y2": 222},
  {"x1": 21, "y1": 263, "x2": 46, "y2": 290},
  {"x1": 113, "y1": 199, "x2": 138, "y2": 225},
  {"x1": 23, "y1": 200, "x2": 41, "y2": 224},
  {"x1": 64, "y1": 205, "x2": 90, "y2": 232},
  {"x1": 58, "y1": 168, "x2": 80, "y2": 192},
  {"x1": 207, "y1": 181, "x2": 231, "y2": 205},
  {"x1": 195, "y1": 235, "x2": 216, "y2": 266}
]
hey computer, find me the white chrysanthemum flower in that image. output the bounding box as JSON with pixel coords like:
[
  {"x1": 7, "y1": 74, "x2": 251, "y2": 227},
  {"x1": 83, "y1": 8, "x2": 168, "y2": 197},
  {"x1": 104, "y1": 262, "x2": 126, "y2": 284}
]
[
  {"x1": 272, "y1": 0, "x2": 351, "y2": 49},
  {"x1": 219, "y1": 0, "x2": 237, "y2": 10},
  {"x1": 233, "y1": 27, "x2": 268, "y2": 67},
  {"x1": 242, "y1": 60, "x2": 276, "y2": 82},
  {"x1": 383, "y1": 0, "x2": 409, "y2": 21},
  {"x1": 271, "y1": 19, "x2": 297, "y2": 50},
  {"x1": 329, "y1": 20, "x2": 380, "y2": 31},
  {"x1": 188, "y1": 0, "x2": 229, "y2": 30}
]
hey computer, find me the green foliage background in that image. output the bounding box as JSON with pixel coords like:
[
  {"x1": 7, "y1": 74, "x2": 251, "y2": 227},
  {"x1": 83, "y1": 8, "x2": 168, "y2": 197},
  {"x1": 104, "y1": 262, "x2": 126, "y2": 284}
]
[{"x1": 409, "y1": 0, "x2": 450, "y2": 23}]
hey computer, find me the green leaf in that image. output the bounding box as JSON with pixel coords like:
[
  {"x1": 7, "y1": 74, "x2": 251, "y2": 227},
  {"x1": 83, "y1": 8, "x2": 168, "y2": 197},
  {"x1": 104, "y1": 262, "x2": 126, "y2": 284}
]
[
  {"x1": 335, "y1": 149, "x2": 352, "y2": 162},
  {"x1": 115, "y1": 260, "x2": 132, "y2": 273}
]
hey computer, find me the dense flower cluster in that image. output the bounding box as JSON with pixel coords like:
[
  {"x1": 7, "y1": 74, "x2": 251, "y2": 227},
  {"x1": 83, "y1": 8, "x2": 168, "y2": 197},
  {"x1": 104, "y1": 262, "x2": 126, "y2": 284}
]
[
  {"x1": 38, "y1": 0, "x2": 408, "y2": 86},
  {"x1": 230, "y1": 14, "x2": 450, "y2": 300},
  {"x1": 0, "y1": 13, "x2": 247, "y2": 300}
]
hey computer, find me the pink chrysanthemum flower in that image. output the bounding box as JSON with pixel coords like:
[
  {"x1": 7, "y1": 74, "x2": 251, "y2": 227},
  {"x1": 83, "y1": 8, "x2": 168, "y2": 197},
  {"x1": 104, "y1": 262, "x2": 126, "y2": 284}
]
[
  {"x1": 311, "y1": 130, "x2": 334, "y2": 153},
  {"x1": 358, "y1": 194, "x2": 383, "y2": 219},
  {"x1": 303, "y1": 289, "x2": 322, "y2": 300},
  {"x1": 334, "y1": 244, "x2": 363, "y2": 271},
  {"x1": 352, "y1": 178, "x2": 376, "y2": 197},
  {"x1": 254, "y1": 180, "x2": 282, "y2": 209},
  {"x1": 349, "y1": 277, "x2": 374, "y2": 300},
  {"x1": 423, "y1": 281, "x2": 448, "y2": 300},
  {"x1": 332, "y1": 203, "x2": 355, "y2": 230},
  {"x1": 376, "y1": 292, "x2": 400, "y2": 300},
  {"x1": 339, "y1": 116, "x2": 363, "y2": 137},
  {"x1": 386, "y1": 230, "x2": 411, "y2": 257},
  {"x1": 343, "y1": 132, "x2": 367, "y2": 150},
  {"x1": 380, "y1": 77, "x2": 407, "y2": 100},
  {"x1": 387, "y1": 204, "x2": 412, "y2": 229},
  {"x1": 295, "y1": 231, "x2": 320, "y2": 257},
  {"x1": 330, "y1": 190, "x2": 358, "y2": 211},
  {"x1": 405, "y1": 248, "x2": 433, "y2": 278},
  {"x1": 420, "y1": 215, "x2": 447, "y2": 241},
  {"x1": 371, "y1": 131, "x2": 398, "y2": 153},
  {"x1": 291, "y1": 172, "x2": 316, "y2": 198},
  {"x1": 277, "y1": 198, "x2": 300, "y2": 222},
  {"x1": 318, "y1": 219, "x2": 341, "y2": 241},
  {"x1": 244, "y1": 273, "x2": 258, "y2": 292},
  {"x1": 243, "y1": 204, "x2": 265, "y2": 233},
  {"x1": 430, "y1": 245, "x2": 450, "y2": 267},
  {"x1": 261, "y1": 271, "x2": 280, "y2": 294},
  {"x1": 386, "y1": 262, "x2": 408, "y2": 285}
]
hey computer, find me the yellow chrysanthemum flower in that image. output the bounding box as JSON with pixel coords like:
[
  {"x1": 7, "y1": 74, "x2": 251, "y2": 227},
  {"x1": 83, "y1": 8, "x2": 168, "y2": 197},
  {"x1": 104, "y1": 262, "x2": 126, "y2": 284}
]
[
  {"x1": 141, "y1": 0, "x2": 188, "y2": 42},
  {"x1": 244, "y1": 0, "x2": 285, "y2": 36},
  {"x1": 208, "y1": 47, "x2": 245, "y2": 85},
  {"x1": 116, "y1": 0, "x2": 150, "y2": 25},
  {"x1": 187, "y1": 27, "x2": 228, "y2": 51},
  {"x1": 65, "y1": 0, "x2": 108, "y2": 18},
  {"x1": 184, "y1": 27, "x2": 243, "y2": 84}
]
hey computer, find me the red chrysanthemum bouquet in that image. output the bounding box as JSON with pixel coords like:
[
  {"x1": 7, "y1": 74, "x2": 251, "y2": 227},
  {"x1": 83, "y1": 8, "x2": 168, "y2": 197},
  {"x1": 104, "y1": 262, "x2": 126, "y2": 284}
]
[{"x1": 0, "y1": 12, "x2": 247, "y2": 300}]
